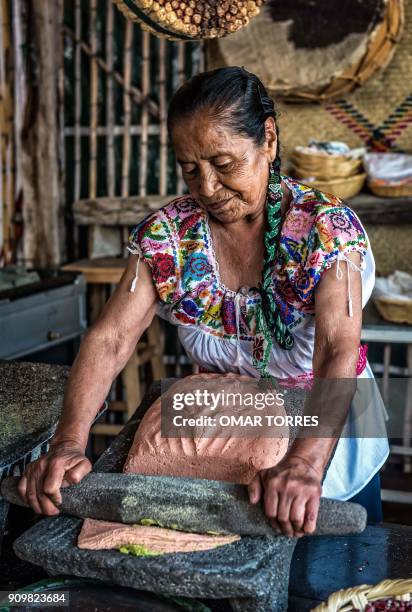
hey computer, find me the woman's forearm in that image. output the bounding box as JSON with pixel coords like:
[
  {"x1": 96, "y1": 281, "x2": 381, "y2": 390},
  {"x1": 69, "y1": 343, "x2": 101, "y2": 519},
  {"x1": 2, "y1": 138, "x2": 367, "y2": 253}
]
[
  {"x1": 288, "y1": 347, "x2": 359, "y2": 475},
  {"x1": 51, "y1": 328, "x2": 130, "y2": 451}
]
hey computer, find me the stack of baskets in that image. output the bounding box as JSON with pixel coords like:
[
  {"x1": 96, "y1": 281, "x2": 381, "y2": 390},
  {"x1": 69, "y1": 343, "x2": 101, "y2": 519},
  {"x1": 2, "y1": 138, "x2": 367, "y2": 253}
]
[{"x1": 291, "y1": 148, "x2": 366, "y2": 199}]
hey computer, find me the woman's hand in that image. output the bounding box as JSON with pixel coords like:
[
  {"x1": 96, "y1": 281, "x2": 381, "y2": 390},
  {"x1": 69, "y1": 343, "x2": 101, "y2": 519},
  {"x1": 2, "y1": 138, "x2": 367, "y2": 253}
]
[
  {"x1": 17, "y1": 441, "x2": 92, "y2": 516},
  {"x1": 248, "y1": 454, "x2": 322, "y2": 537}
]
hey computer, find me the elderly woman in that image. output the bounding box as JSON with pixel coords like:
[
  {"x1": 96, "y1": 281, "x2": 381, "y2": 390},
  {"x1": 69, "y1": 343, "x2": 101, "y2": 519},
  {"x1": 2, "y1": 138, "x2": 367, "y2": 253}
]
[{"x1": 19, "y1": 67, "x2": 388, "y2": 537}]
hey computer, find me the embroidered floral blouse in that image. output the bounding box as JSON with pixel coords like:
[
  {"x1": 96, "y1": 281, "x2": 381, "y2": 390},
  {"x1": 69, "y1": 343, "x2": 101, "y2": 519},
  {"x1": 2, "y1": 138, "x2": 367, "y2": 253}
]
[
  {"x1": 129, "y1": 176, "x2": 369, "y2": 373},
  {"x1": 128, "y1": 175, "x2": 389, "y2": 501}
]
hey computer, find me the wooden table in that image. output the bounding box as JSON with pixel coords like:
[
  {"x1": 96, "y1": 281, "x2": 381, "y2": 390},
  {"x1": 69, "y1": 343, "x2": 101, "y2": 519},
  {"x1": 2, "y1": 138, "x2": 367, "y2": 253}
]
[{"x1": 62, "y1": 258, "x2": 127, "y2": 323}]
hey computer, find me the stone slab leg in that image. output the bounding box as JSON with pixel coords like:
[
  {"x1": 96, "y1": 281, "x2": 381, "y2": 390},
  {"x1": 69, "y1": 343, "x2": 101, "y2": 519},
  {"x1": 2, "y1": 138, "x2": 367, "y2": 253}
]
[
  {"x1": 0, "y1": 498, "x2": 10, "y2": 557},
  {"x1": 229, "y1": 539, "x2": 296, "y2": 612},
  {"x1": 229, "y1": 590, "x2": 288, "y2": 612}
]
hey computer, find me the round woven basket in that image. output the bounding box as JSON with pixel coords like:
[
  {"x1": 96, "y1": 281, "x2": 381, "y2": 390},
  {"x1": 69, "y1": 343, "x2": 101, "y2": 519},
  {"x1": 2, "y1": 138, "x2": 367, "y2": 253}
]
[
  {"x1": 295, "y1": 173, "x2": 366, "y2": 200},
  {"x1": 368, "y1": 180, "x2": 412, "y2": 198},
  {"x1": 312, "y1": 578, "x2": 412, "y2": 612},
  {"x1": 374, "y1": 295, "x2": 412, "y2": 324},
  {"x1": 292, "y1": 150, "x2": 362, "y2": 180},
  {"x1": 208, "y1": 0, "x2": 404, "y2": 102},
  {"x1": 113, "y1": 0, "x2": 263, "y2": 41}
]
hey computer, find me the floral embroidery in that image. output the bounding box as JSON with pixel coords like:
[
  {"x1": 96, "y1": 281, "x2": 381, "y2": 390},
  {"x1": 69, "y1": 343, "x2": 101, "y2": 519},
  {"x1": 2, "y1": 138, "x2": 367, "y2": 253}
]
[
  {"x1": 222, "y1": 299, "x2": 237, "y2": 335},
  {"x1": 184, "y1": 252, "x2": 212, "y2": 282},
  {"x1": 182, "y1": 299, "x2": 201, "y2": 317},
  {"x1": 152, "y1": 253, "x2": 175, "y2": 283},
  {"x1": 128, "y1": 176, "x2": 368, "y2": 351}
]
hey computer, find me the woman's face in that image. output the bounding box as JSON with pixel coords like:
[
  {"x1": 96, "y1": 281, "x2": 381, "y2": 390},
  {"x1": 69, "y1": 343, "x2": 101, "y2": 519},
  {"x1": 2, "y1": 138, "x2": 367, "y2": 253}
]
[{"x1": 170, "y1": 111, "x2": 277, "y2": 223}]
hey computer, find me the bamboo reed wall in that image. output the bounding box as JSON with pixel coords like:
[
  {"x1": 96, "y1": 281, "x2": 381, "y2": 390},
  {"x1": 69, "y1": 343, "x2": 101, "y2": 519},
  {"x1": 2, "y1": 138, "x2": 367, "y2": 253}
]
[
  {"x1": 0, "y1": 0, "x2": 204, "y2": 266},
  {"x1": 62, "y1": 0, "x2": 204, "y2": 259}
]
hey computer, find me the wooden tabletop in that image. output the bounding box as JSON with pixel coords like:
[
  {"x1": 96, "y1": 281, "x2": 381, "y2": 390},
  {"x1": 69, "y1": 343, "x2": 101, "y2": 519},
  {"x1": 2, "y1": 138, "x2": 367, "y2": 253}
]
[{"x1": 62, "y1": 258, "x2": 127, "y2": 284}]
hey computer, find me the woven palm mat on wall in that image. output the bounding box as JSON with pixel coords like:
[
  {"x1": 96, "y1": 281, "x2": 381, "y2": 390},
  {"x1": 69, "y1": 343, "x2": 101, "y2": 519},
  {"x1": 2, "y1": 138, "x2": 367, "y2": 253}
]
[
  {"x1": 365, "y1": 225, "x2": 412, "y2": 276},
  {"x1": 207, "y1": 0, "x2": 412, "y2": 159}
]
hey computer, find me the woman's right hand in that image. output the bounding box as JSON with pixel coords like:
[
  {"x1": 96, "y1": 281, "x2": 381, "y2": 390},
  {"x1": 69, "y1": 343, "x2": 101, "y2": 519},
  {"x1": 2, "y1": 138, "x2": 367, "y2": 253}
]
[{"x1": 17, "y1": 441, "x2": 92, "y2": 516}]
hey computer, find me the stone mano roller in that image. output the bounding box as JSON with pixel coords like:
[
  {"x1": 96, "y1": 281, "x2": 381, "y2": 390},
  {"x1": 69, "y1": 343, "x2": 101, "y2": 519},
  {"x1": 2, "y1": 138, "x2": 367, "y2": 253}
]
[{"x1": 1, "y1": 472, "x2": 367, "y2": 536}]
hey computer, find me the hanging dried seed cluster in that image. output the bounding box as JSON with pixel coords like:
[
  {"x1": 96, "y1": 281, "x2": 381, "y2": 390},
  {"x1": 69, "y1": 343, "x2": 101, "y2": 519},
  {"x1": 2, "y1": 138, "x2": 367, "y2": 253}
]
[{"x1": 138, "y1": 0, "x2": 264, "y2": 38}]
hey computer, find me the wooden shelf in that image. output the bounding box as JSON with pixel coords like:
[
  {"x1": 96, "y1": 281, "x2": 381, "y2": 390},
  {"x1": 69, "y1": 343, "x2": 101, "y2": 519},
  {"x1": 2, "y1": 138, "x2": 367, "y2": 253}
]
[{"x1": 349, "y1": 192, "x2": 412, "y2": 225}]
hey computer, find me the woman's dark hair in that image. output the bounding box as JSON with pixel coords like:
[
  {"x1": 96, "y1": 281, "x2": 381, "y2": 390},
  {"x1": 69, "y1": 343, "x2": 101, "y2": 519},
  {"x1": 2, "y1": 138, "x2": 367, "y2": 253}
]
[
  {"x1": 167, "y1": 66, "x2": 276, "y2": 148},
  {"x1": 168, "y1": 67, "x2": 294, "y2": 375}
]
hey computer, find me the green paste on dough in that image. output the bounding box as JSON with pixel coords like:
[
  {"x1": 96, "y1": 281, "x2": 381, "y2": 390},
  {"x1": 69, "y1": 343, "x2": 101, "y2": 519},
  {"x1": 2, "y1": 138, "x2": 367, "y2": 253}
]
[{"x1": 118, "y1": 544, "x2": 161, "y2": 556}]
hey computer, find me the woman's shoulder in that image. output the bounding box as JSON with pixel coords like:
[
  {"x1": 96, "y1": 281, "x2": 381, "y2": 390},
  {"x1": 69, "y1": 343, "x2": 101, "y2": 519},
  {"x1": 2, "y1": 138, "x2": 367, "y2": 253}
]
[
  {"x1": 282, "y1": 176, "x2": 367, "y2": 249},
  {"x1": 278, "y1": 177, "x2": 370, "y2": 307},
  {"x1": 129, "y1": 194, "x2": 203, "y2": 247},
  {"x1": 128, "y1": 195, "x2": 213, "y2": 305}
]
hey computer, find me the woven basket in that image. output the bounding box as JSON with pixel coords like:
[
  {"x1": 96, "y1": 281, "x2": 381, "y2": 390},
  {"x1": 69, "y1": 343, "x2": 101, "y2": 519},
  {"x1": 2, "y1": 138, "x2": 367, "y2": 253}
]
[
  {"x1": 291, "y1": 150, "x2": 362, "y2": 180},
  {"x1": 113, "y1": 0, "x2": 263, "y2": 41},
  {"x1": 374, "y1": 295, "x2": 412, "y2": 324},
  {"x1": 368, "y1": 180, "x2": 412, "y2": 198},
  {"x1": 208, "y1": 0, "x2": 404, "y2": 102},
  {"x1": 312, "y1": 578, "x2": 412, "y2": 612},
  {"x1": 297, "y1": 173, "x2": 366, "y2": 200}
]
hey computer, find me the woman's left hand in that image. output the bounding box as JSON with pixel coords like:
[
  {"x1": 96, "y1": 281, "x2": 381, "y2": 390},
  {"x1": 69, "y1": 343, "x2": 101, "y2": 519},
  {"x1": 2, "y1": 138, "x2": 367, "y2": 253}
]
[{"x1": 248, "y1": 455, "x2": 323, "y2": 537}]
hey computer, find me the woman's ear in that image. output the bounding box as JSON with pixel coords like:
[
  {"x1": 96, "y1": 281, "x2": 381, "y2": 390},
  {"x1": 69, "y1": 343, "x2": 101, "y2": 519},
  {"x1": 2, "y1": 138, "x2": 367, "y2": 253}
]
[{"x1": 264, "y1": 116, "x2": 277, "y2": 162}]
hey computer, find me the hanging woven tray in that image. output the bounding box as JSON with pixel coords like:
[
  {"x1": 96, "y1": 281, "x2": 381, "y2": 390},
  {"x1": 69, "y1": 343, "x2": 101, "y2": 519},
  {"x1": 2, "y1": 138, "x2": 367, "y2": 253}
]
[
  {"x1": 113, "y1": 0, "x2": 264, "y2": 41},
  {"x1": 312, "y1": 578, "x2": 412, "y2": 612},
  {"x1": 208, "y1": 0, "x2": 404, "y2": 102}
]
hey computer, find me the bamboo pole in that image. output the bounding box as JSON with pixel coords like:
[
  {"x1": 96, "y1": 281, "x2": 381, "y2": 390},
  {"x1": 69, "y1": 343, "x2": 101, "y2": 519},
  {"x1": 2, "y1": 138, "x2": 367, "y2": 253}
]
[
  {"x1": 121, "y1": 19, "x2": 133, "y2": 198},
  {"x1": 5, "y1": 0, "x2": 13, "y2": 262},
  {"x1": 74, "y1": 0, "x2": 82, "y2": 202},
  {"x1": 56, "y1": 0, "x2": 65, "y2": 256},
  {"x1": 176, "y1": 43, "x2": 185, "y2": 194},
  {"x1": 0, "y1": 131, "x2": 3, "y2": 266},
  {"x1": 0, "y1": 0, "x2": 6, "y2": 264},
  {"x1": 5, "y1": 136, "x2": 12, "y2": 260},
  {"x1": 105, "y1": 1, "x2": 115, "y2": 197},
  {"x1": 139, "y1": 31, "x2": 150, "y2": 197},
  {"x1": 89, "y1": 0, "x2": 98, "y2": 199},
  {"x1": 0, "y1": 0, "x2": 13, "y2": 264},
  {"x1": 63, "y1": 26, "x2": 160, "y2": 118},
  {"x1": 158, "y1": 38, "x2": 167, "y2": 196},
  {"x1": 11, "y1": 0, "x2": 24, "y2": 204}
]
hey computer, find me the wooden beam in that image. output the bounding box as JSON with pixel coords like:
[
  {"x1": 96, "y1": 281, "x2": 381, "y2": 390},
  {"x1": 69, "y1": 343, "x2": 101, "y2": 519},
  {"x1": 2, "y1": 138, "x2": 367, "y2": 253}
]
[
  {"x1": 349, "y1": 193, "x2": 412, "y2": 225},
  {"x1": 72, "y1": 194, "x2": 175, "y2": 225}
]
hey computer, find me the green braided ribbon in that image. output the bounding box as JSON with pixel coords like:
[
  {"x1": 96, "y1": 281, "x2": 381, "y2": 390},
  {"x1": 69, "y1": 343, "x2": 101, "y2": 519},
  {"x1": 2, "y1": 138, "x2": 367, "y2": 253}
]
[{"x1": 253, "y1": 163, "x2": 294, "y2": 379}]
